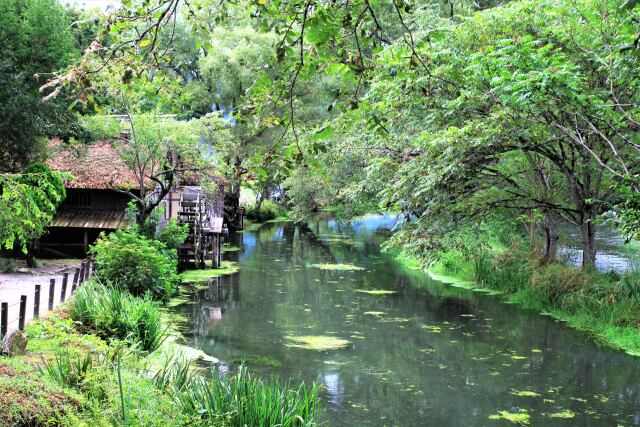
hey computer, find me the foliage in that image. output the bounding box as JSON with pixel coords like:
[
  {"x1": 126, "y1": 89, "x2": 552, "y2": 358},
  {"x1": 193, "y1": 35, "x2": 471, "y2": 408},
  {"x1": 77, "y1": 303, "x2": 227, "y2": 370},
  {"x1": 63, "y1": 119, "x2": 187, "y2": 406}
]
[
  {"x1": 78, "y1": 115, "x2": 124, "y2": 140},
  {"x1": 69, "y1": 281, "x2": 168, "y2": 352},
  {"x1": 0, "y1": 0, "x2": 80, "y2": 172},
  {"x1": 0, "y1": 257, "x2": 19, "y2": 273},
  {"x1": 245, "y1": 199, "x2": 283, "y2": 222},
  {"x1": 0, "y1": 163, "x2": 68, "y2": 253},
  {"x1": 41, "y1": 351, "x2": 96, "y2": 392},
  {"x1": 153, "y1": 359, "x2": 320, "y2": 426},
  {"x1": 157, "y1": 219, "x2": 189, "y2": 253},
  {"x1": 90, "y1": 229, "x2": 179, "y2": 300}
]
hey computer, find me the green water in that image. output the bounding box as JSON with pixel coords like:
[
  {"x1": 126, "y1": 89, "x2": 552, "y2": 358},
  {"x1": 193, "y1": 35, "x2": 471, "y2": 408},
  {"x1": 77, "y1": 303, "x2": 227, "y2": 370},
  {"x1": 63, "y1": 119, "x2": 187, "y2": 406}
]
[{"x1": 176, "y1": 216, "x2": 640, "y2": 426}]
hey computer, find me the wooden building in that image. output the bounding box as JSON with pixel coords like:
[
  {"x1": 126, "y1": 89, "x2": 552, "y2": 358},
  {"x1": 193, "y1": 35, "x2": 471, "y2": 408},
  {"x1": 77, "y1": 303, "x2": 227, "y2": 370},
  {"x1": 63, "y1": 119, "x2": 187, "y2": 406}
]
[
  {"x1": 40, "y1": 139, "x2": 141, "y2": 257},
  {"x1": 41, "y1": 139, "x2": 227, "y2": 263}
]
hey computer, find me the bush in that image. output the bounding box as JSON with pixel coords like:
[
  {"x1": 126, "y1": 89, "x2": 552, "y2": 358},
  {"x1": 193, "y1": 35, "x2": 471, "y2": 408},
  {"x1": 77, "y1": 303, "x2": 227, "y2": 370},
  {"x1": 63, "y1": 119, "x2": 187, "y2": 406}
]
[
  {"x1": 0, "y1": 257, "x2": 18, "y2": 273},
  {"x1": 154, "y1": 359, "x2": 320, "y2": 426},
  {"x1": 245, "y1": 199, "x2": 282, "y2": 222},
  {"x1": 157, "y1": 219, "x2": 189, "y2": 254},
  {"x1": 91, "y1": 229, "x2": 179, "y2": 300},
  {"x1": 69, "y1": 282, "x2": 167, "y2": 352}
]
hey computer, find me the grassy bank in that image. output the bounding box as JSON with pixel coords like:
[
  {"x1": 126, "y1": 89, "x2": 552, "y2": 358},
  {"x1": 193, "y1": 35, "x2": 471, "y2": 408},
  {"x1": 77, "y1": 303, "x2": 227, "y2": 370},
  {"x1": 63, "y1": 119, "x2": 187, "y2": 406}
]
[
  {"x1": 392, "y1": 244, "x2": 640, "y2": 356},
  {"x1": 0, "y1": 279, "x2": 320, "y2": 426}
]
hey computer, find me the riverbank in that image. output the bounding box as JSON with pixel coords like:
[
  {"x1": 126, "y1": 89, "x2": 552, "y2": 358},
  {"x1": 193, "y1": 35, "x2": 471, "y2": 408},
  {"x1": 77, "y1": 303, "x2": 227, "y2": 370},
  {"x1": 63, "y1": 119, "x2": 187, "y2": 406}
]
[
  {"x1": 392, "y1": 248, "x2": 640, "y2": 356},
  {"x1": 0, "y1": 259, "x2": 319, "y2": 425}
]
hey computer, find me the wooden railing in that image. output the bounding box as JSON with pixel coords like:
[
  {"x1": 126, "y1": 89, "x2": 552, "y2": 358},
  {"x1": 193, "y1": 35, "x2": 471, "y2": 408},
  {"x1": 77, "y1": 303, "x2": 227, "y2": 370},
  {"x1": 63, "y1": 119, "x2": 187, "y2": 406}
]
[{"x1": 0, "y1": 259, "x2": 95, "y2": 339}]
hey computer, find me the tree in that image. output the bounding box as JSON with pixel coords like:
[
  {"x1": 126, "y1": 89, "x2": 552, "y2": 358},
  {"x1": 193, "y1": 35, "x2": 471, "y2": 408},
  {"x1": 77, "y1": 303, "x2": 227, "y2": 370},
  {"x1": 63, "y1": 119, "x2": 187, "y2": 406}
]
[
  {"x1": 116, "y1": 112, "x2": 229, "y2": 226},
  {"x1": 0, "y1": 0, "x2": 79, "y2": 172},
  {"x1": 0, "y1": 164, "x2": 68, "y2": 264}
]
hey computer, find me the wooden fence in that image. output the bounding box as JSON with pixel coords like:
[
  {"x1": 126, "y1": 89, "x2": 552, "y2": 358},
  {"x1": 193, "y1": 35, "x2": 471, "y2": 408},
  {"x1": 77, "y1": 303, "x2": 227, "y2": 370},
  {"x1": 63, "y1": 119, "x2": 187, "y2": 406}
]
[{"x1": 0, "y1": 259, "x2": 95, "y2": 340}]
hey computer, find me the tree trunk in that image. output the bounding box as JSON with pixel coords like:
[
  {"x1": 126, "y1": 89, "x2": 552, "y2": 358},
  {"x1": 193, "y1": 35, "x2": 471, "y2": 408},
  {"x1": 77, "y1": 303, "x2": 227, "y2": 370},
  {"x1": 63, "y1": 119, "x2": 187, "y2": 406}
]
[
  {"x1": 580, "y1": 215, "x2": 597, "y2": 269},
  {"x1": 542, "y1": 212, "x2": 559, "y2": 262}
]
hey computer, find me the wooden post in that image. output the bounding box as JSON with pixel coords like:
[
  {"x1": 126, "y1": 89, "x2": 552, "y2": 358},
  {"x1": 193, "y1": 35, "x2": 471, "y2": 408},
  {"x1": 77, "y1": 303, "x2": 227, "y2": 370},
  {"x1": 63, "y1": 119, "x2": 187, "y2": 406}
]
[
  {"x1": 83, "y1": 229, "x2": 89, "y2": 255},
  {"x1": 34, "y1": 285, "x2": 41, "y2": 318},
  {"x1": 72, "y1": 267, "x2": 80, "y2": 293},
  {"x1": 61, "y1": 273, "x2": 68, "y2": 302},
  {"x1": 48, "y1": 279, "x2": 55, "y2": 311},
  {"x1": 84, "y1": 260, "x2": 90, "y2": 281},
  {"x1": 18, "y1": 296, "x2": 27, "y2": 330},
  {"x1": 1, "y1": 302, "x2": 7, "y2": 338},
  {"x1": 78, "y1": 263, "x2": 85, "y2": 286}
]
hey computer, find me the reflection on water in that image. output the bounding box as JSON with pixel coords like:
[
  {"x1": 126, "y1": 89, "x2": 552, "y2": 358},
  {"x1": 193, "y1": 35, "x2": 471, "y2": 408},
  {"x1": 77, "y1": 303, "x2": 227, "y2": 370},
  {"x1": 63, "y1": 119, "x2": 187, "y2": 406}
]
[
  {"x1": 560, "y1": 224, "x2": 640, "y2": 272},
  {"x1": 174, "y1": 216, "x2": 640, "y2": 426}
]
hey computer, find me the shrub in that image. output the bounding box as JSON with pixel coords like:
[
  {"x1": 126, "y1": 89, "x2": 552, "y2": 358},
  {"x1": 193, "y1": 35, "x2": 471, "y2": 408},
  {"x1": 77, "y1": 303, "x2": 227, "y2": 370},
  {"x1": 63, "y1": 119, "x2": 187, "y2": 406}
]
[
  {"x1": 91, "y1": 229, "x2": 179, "y2": 300},
  {"x1": 153, "y1": 359, "x2": 320, "y2": 426},
  {"x1": 69, "y1": 282, "x2": 167, "y2": 352},
  {"x1": 0, "y1": 257, "x2": 18, "y2": 273},
  {"x1": 157, "y1": 219, "x2": 189, "y2": 254},
  {"x1": 246, "y1": 199, "x2": 282, "y2": 222}
]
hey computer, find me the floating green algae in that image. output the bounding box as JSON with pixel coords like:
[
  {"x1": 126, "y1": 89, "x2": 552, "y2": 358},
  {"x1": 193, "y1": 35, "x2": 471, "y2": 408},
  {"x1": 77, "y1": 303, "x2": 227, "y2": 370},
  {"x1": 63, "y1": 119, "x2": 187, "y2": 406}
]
[
  {"x1": 355, "y1": 289, "x2": 398, "y2": 295},
  {"x1": 308, "y1": 263, "x2": 365, "y2": 271},
  {"x1": 284, "y1": 335, "x2": 351, "y2": 351},
  {"x1": 511, "y1": 390, "x2": 541, "y2": 397},
  {"x1": 489, "y1": 410, "x2": 530, "y2": 425},
  {"x1": 179, "y1": 261, "x2": 239, "y2": 283},
  {"x1": 548, "y1": 410, "x2": 575, "y2": 419}
]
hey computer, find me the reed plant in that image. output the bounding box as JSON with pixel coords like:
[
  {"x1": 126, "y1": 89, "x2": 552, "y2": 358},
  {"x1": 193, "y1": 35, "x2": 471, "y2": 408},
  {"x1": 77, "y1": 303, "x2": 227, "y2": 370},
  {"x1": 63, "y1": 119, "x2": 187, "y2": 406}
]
[
  {"x1": 153, "y1": 358, "x2": 320, "y2": 426},
  {"x1": 69, "y1": 281, "x2": 167, "y2": 352}
]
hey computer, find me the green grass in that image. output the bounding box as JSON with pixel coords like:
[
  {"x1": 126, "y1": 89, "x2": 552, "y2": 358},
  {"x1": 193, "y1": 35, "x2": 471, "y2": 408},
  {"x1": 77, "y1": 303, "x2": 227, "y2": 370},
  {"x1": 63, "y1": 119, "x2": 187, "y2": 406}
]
[
  {"x1": 1, "y1": 311, "x2": 321, "y2": 426},
  {"x1": 179, "y1": 261, "x2": 239, "y2": 283}
]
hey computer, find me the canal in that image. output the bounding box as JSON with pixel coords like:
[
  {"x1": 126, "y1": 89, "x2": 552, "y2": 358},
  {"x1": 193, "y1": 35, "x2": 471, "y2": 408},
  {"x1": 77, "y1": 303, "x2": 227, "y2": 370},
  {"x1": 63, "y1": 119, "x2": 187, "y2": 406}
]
[{"x1": 174, "y1": 216, "x2": 640, "y2": 426}]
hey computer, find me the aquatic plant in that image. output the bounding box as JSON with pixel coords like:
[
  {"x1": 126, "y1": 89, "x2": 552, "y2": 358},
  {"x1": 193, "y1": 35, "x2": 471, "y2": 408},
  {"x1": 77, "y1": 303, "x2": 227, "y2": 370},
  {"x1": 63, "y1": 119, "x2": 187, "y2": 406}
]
[
  {"x1": 153, "y1": 359, "x2": 320, "y2": 426},
  {"x1": 548, "y1": 410, "x2": 575, "y2": 419},
  {"x1": 355, "y1": 289, "x2": 398, "y2": 295},
  {"x1": 308, "y1": 263, "x2": 365, "y2": 271},
  {"x1": 284, "y1": 335, "x2": 351, "y2": 351},
  {"x1": 488, "y1": 410, "x2": 530, "y2": 425},
  {"x1": 179, "y1": 261, "x2": 239, "y2": 283},
  {"x1": 69, "y1": 281, "x2": 167, "y2": 352}
]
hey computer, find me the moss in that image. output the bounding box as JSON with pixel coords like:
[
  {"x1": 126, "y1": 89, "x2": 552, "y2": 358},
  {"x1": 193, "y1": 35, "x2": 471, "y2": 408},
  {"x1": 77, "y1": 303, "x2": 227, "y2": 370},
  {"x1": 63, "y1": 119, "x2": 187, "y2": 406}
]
[
  {"x1": 284, "y1": 335, "x2": 351, "y2": 351},
  {"x1": 179, "y1": 261, "x2": 239, "y2": 283}
]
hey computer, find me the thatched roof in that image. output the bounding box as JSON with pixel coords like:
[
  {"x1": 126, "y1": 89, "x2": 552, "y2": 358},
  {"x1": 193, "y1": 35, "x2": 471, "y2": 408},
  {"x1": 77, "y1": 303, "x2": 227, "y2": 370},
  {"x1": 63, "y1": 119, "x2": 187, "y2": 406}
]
[
  {"x1": 46, "y1": 139, "x2": 142, "y2": 190},
  {"x1": 46, "y1": 139, "x2": 227, "y2": 191}
]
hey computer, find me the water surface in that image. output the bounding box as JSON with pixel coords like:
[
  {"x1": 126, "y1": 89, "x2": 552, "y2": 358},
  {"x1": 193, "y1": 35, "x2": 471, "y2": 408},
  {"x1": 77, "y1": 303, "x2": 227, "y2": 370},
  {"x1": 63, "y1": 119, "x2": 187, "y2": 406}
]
[{"x1": 176, "y1": 216, "x2": 640, "y2": 426}]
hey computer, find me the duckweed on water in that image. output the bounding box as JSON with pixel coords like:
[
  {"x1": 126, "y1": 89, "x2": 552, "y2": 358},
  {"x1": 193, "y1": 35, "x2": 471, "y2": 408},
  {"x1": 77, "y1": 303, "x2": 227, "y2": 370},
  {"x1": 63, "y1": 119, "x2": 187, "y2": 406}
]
[
  {"x1": 355, "y1": 289, "x2": 398, "y2": 295},
  {"x1": 511, "y1": 390, "x2": 541, "y2": 397},
  {"x1": 364, "y1": 311, "x2": 385, "y2": 316},
  {"x1": 548, "y1": 410, "x2": 575, "y2": 419},
  {"x1": 488, "y1": 410, "x2": 530, "y2": 425},
  {"x1": 284, "y1": 335, "x2": 352, "y2": 351},
  {"x1": 308, "y1": 263, "x2": 366, "y2": 271}
]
